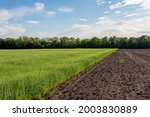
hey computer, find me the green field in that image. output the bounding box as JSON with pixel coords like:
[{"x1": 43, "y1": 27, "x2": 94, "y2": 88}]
[{"x1": 0, "y1": 49, "x2": 117, "y2": 99}]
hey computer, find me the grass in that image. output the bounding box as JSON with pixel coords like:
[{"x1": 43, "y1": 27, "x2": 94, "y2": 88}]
[
  {"x1": 0, "y1": 49, "x2": 117, "y2": 100},
  {"x1": 118, "y1": 59, "x2": 126, "y2": 64}
]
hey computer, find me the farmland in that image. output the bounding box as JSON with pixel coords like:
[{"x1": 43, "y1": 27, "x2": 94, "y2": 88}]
[
  {"x1": 48, "y1": 49, "x2": 150, "y2": 100},
  {"x1": 0, "y1": 49, "x2": 116, "y2": 99}
]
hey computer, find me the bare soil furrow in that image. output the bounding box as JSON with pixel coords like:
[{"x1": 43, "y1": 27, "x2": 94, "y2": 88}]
[{"x1": 44, "y1": 49, "x2": 150, "y2": 100}]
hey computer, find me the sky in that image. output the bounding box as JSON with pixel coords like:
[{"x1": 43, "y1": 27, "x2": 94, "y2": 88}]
[{"x1": 0, "y1": 0, "x2": 150, "y2": 38}]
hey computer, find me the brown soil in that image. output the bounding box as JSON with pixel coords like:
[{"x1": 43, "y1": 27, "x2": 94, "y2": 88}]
[{"x1": 44, "y1": 49, "x2": 150, "y2": 100}]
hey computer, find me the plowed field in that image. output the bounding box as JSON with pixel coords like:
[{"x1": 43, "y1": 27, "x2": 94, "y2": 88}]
[{"x1": 45, "y1": 49, "x2": 150, "y2": 100}]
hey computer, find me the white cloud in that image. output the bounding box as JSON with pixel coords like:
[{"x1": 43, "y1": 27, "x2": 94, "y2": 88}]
[
  {"x1": 108, "y1": 1, "x2": 112, "y2": 4},
  {"x1": 141, "y1": 0, "x2": 150, "y2": 9},
  {"x1": 79, "y1": 18, "x2": 87, "y2": 22},
  {"x1": 104, "y1": 15, "x2": 150, "y2": 37},
  {"x1": 72, "y1": 24, "x2": 91, "y2": 29},
  {"x1": 11, "y1": 7, "x2": 34, "y2": 18},
  {"x1": 54, "y1": 24, "x2": 93, "y2": 38},
  {"x1": 96, "y1": 0, "x2": 104, "y2": 5},
  {"x1": 96, "y1": 17, "x2": 113, "y2": 25},
  {"x1": 54, "y1": 23, "x2": 102, "y2": 38},
  {"x1": 0, "y1": 25, "x2": 26, "y2": 38},
  {"x1": 58, "y1": 7, "x2": 74, "y2": 13},
  {"x1": 96, "y1": 0, "x2": 112, "y2": 5},
  {"x1": 25, "y1": 20, "x2": 39, "y2": 24},
  {"x1": 35, "y1": 2, "x2": 44, "y2": 11},
  {"x1": 115, "y1": 16, "x2": 150, "y2": 36},
  {"x1": 104, "y1": 11, "x2": 109, "y2": 14},
  {"x1": 145, "y1": 11, "x2": 150, "y2": 14},
  {"x1": 54, "y1": 14, "x2": 150, "y2": 38},
  {"x1": 0, "y1": 2, "x2": 45, "y2": 24},
  {"x1": 47, "y1": 11, "x2": 56, "y2": 17},
  {"x1": 110, "y1": 2, "x2": 125, "y2": 9},
  {"x1": 0, "y1": 8, "x2": 32, "y2": 24},
  {"x1": 0, "y1": 10, "x2": 13, "y2": 24},
  {"x1": 126, "y1": 16, "x2": 150, "y2": 32},
  {"x1": 0, "y1": 2, "x2": 47, "y2": 38},
  {"x1": 115, "y1": 11, "x2": 121, "y2": 14},
  {"x1": 36, "y1": 32, "x2": 49, "y2": 38},
  {"x1": 110, "y1": 0, "x2": 150, "y2": 9},
  {"x1": 124, "y1": 13, "x2": 140, "y2": 17},
  {"x1": 124, "y1": 0, "x2": 144, "y2": 5},
  {"x1": 47, "y1": 11, "x2": 56, "y2": 16}
]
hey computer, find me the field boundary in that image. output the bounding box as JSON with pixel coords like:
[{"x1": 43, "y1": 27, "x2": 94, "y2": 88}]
[{"x1": 42, "y1": 49, "x2": 118, "y2": 99}]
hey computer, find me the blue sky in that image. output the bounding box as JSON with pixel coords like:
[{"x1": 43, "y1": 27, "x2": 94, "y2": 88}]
[{"x1": 0, "y1": 0, "x2": 150, "y2": 38}]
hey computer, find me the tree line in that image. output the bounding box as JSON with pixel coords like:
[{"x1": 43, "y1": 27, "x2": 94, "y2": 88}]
[{"x1": 0, "y1": 35, "x2": 150, "y2": 49}]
